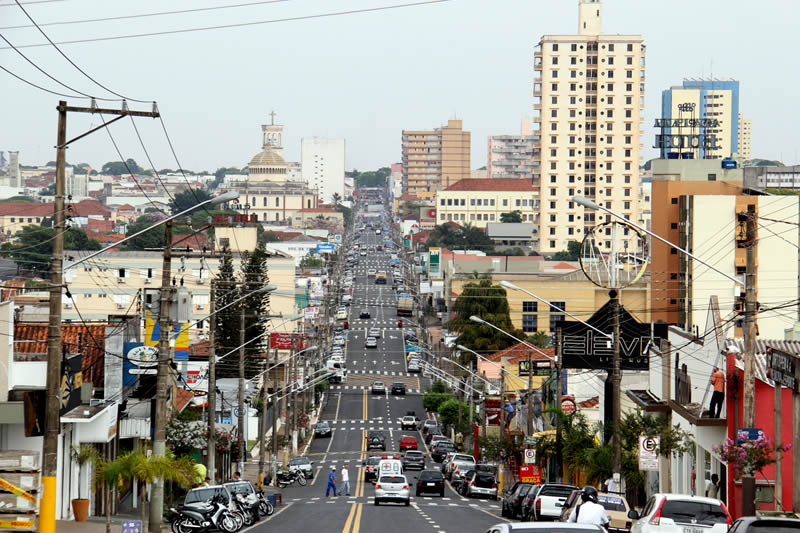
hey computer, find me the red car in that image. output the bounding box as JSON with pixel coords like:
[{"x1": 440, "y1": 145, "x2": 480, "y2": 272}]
[{"x1": 399, "y1": 435, "x2": 418, "y2": 452}]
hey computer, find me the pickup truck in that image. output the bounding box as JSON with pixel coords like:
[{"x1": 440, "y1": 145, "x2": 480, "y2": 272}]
[
  {"x1": 375, "y1": 271, "x2": 387, "y2": 284},
  {"x1": 531, "y1": 483, "x2": 578, "y2": 521}
]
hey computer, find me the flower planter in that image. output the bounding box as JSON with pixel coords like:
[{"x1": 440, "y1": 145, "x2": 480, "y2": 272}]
[{"x1": 71, "y1": 498, "x2": 89, "y2": 522}]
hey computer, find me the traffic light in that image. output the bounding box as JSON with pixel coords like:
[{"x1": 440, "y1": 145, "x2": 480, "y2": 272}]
[
  {"x1": 344, "y1": 321, "x2": 349, "y2": 329},
  {"x1": 397, "y1": 320, "x2": 403, "y2": 328}
]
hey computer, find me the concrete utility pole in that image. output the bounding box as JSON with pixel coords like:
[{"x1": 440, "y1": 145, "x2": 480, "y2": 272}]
[
  {"x1": 238, "y1": 302, "x2": 246, "y2": 475},
  {"x1": 741, "y1": 206, "x2": 758, "y2": 516},
  {"x1": 555, "y1": 327, "x2": 563, "y2": 482},
  {"x1": 41, "y1": 100, "x2": 159, "y2": 533},
  {"x1": 258, "y1": 364, "x2": 269, "y2": 486},
  {"x1": 660, "y1": 338, "x2": 672, "y2": 493},
  {"x1": 151, "y1": 220, "x2": 173, "y2": 533},
  {"x1": 207, "y1": 281, "x2": 217, "y2": 481},
  {"x1": 271, "y1": 348, "x2": 279, "y2": 484},
  {"x1": 526, "y1": 353, "x2": 533, "y2": 436},
  {"x1": 290, "y1": 338, "x2": 298, "y2": 454},
  {"x1": 610, "y1": 289, "x2": 622, "y2": 491}
]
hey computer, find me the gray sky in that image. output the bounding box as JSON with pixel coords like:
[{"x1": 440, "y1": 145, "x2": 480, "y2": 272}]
[{"x1": 1, "y1": 0, "x2": 798, "y2": 173}]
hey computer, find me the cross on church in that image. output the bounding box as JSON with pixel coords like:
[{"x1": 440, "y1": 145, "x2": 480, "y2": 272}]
[{"x1": 269, "y1": 110, "x2": 276, "y2": 125}]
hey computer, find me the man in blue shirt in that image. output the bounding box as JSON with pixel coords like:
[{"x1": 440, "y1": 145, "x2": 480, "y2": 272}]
[
  {"x1": 326, "y1": 466, "x2": 337, "y2": 497},
  {"x1": 505, "y1": 400, "x2": 515, "y2": 425}
]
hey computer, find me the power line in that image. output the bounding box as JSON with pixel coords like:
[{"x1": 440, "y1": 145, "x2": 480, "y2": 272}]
[
  {"x1": 0, "y1": 0, "x2": 294, "y2": 30},
  {"x1": 1, "y1": 0, "x2": 452, "y2": 49},
  {"x1": 0, "y1": 63, "x2": 83, "y2": 98},
  {"x1": 11, "y1": 0, "x2": 149, "y2": 102}
]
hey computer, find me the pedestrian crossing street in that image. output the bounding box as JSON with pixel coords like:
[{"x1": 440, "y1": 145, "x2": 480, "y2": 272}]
[{"x1": 287, "y1": 495, "x2": 501, "y2": 511}]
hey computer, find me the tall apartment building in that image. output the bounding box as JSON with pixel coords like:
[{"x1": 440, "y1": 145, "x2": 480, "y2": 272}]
[
  {"x1": 401, "y1": 119, "x2": 470, "y2": 200},
  {"x1": 738, "y1": 112, "x2": 751, "y2": 160},
  {"x1": 488, "y1": 119, "x2": 540, "y2": 181},
  {"x1": 533, "y1": 0, "x2": 645, "y2": 253},
  {"x1": 301, "y1": 137, "x2": 346, "y2": 203},
  {"x1": 660, "y1": 78, "x2": 741, "y2": 160}
]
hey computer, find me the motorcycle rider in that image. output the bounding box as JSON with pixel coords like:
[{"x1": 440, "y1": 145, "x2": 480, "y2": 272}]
[{"x1": 568, "y1": 486, "x2": 610, "y2": 528}]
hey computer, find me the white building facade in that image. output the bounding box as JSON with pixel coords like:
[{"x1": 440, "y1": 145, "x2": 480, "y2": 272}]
[{"x1": 301, "y1": 137, "x2": 345, "y2": 203}]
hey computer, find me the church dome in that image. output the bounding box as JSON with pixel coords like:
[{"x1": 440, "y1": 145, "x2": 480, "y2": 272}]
[{"x1": 249, "y1": 148, "x2": 285, "y2": 166}]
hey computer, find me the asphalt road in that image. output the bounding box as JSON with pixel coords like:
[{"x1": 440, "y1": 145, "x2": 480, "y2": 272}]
[{"x1": 250, "y1": 207, "x2": 505, "y2": 533}]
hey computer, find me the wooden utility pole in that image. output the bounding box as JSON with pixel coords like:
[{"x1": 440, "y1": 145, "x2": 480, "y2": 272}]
[
  {"x1": 238, "y1": 303, "x2": 246, "y2": 474},
  {"x1": 207, "y1": 281, "x2": 217, "y2": 481},
  {"x1": 741, "y1": 206, "x2": 757, "y2": 517},
  {"x1": 151, "y1": 220, "x2": 173, "y2": 533},
  {"x1": 41, "y1": 100, "x2": 159, "y2": 533}
]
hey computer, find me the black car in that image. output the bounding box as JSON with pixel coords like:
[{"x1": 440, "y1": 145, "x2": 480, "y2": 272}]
[
  {"x1": 415, "y1": 470, "x2": 445, "y2": 497},
  {"x1": 366, "y1": 431, "x2": 385, "y2": 451},
  {"x1": 314, "y1": 421, "x2": 331, "y2": 438},
  {"x1": 391, "y1": 382, "x2": 406, "y2": 395},
  {"x1": 728, "y1": 517, "x2": 800, "y2": 532},
  {"x1": 520, "y1": 484, "x2": 543, "y2": 520},
  {"x1": 430, "y1": 440, "x2": 454, "y2": 462},
  {"x1": 500, "y1": 482, "x2": 533, "y2": 519},
  {"x1": 424, "y1": 426, "x2": 443, "y2": 445},
  {"x1": 359, "y1": 309, "x2": 371, "y2": 319},
  {"x1": 402, "y1": 450, "x2": 425, "y2": 471}
]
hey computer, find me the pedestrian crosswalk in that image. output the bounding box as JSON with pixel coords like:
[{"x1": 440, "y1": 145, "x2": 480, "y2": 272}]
[
  {"x1": 328, "y1": 384, "x2": 421, "y2": 394},
  {"x1": 286, "y1": 495, "x2": 501, "y2": 511},
  {"x1": 348, "y1": 369, "x2": 415, "y2": 377}
]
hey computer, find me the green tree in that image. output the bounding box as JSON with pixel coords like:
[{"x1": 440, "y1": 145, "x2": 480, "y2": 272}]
[
  {"x1": 551, "y1": 240, "x2": 582, "y2": 261},
  {"x1": 352, "y1": 167, "x2": 391, "y2": 188},
  {"x1": 449, "y1": 279, "x2": 525, "y2": 360},
  {"x1": 526, "y1": 331, "x2": 550, "y2": 348},
  {"x1": 438, "y1": 398, "x2": 471, "y2": 431},
  {"x1": 422, "y1": 392, "x2": 451, "y2": 412},
  {"x1": 331, "y1": 192, "x2": 342, "y2": 205},
  {"x1": 169, "y1": 188, "x2": 211, "y2": 215},
  {"x1": 0, "y1": 196, "x2": 35, "y2": 202},
  {"x1": 101, "y1": 158, "x2": 143, "y2": 176},
  {"x1": 426, "y1": 223, "x2": 493, "y2": 252},
  {"x1": 499, "y1": 210, "x2": 522, "y2": 223},
  {"x1": 124, "y1": 215, "x2": 165, "y2": 251},
  {"x1": 335, "y1": 204, "x2": 352, "y2": 228},
  {"x1": 0, "y1": 225, "x2": 101, "y2": 272}
]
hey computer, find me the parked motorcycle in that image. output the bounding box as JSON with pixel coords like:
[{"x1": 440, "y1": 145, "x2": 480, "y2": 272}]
[
  {"x1": 170, "y1": 495, "x2": 238, "y2": 533},
  {"x1": 256, "y1": 489, "x2": 275, "y2": 517},
  {"x1": 275, "y1": 468, "x2": 307, "y2": 488},
  {"x1": 232, "y1": 493, "x2": 259, "y2": 526}
]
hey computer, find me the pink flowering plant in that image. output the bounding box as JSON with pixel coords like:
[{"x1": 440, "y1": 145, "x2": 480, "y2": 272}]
[{"x1": 714, "y1": 435, "x2": 792, "y2": 477}]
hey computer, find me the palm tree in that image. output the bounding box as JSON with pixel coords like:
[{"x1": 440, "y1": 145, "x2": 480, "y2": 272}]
[
  {"x1": 331, "y1": 192, "x2": 342, "y2": 206},
  {"x1": 72, "y1": 445, "x2": 100, "y2": 500}
]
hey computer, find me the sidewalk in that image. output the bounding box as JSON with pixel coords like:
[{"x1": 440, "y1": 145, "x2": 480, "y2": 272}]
[{"x1": 57, "y1": 516, "x2": 157, "y2": 533}]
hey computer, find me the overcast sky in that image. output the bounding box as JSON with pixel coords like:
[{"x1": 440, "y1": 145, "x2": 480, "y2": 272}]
[{"x1": 1, "y1": 0, "x2": 798, "y2": 173}]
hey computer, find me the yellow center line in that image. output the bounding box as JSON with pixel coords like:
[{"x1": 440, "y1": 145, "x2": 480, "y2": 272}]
[
  {"x1": 341, "y1": 502, "x2": 357, "y2": 533},
  {"x1": 310, "y1": 465, "x2": 322, "y2": 486},
  {"x1": 351, "y1": 503, "x2": 363, "y2": 533}
]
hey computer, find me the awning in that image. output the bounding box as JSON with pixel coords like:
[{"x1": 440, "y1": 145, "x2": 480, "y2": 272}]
[{"x1": 61, "y1": 402, "x2": 118, "y2": 443}]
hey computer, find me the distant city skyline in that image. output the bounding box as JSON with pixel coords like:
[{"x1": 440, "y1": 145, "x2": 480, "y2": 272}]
[{"x1": 1, "y1": 0, "x2": 798, "y2": 173}]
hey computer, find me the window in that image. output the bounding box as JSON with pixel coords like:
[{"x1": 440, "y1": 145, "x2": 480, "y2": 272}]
[
  {"x1": 447, "y1": 199, "x2": 452, "y2": 206},
  {"x1": 550, "y1": 136, "x2": 557, "y2": 143},
  {"x1": 625, "y1": 162, "x2": 631, "y2": 170},
  {"x1": 570, "y1": 70, "x2": 577, "y2": 78},
  {"x1": 570, "y1": 57, "x2": 577, "y2": 65},
  {"x1": 551, "y1": 109, "x2": 558, "y2": 118},
  {"x1": 549, "y1": 227, "x2": 555, "y2": 235},
  {"x1": 708, "y1": 173, "x2": 717, "y2": 181},
  {"x1": 522, "y1": 313, "x2": 538, "y2": 333},
  {"x1": 552, "y1": 57, "x2": 558, "y2": 65},
  {"x1": 624, "y1": 201, "x2": 631, "y2": 209},
  {"x1": 550, "y1": 149, "x2": 558, "y2": 157},
  {"x1": 624, "y1": 175, "x2": 631, "y2": 183},
  {"x1": 626, "y1": 56, "x2": 633, "y2": 65},
  {"x1": 552, "y1": 44, "x2": 558, "y2": 52},
  {"x1": 503, "y1": 199, "x2": 508, "y2": 206},
  {"x1": 570, "y1": 83, "x2": 577, "y2": 91},
  {"x1": 263, "y1": 197, "x2": 267, "y2": 207},
  {"x1": 626, "y1": 44, "x2": 633, "y2": 52},
  {"x1": 550, "y1": 240, "x2": 556, "y2": 248},
  {"x1": 118, "y1": 268, "x2": 126, "y2": 278},
  {"x1": 551, "y1": 70, "x2": 558, "y2": 78},
  {"x1": 275, "y1": 197, "x2": 280, "y2": 207},
  {"x1": 626, "y1": 83, "x2": 632, "y2": 91},
  {"x1": 551, "y1": 96, "x2": 558, "y2": 104},
  {"x1": 9, "y1": 218, "x2": 14, "y2": 223},
  {"x1": 571, "y1": 43, "x2": 577, "y2": 51},
  {"x1": 550, "y1": 214, "x2": 556, "y2": 222},
  {"x1": 470, "y1": 214, "x2": 475, "y2": 220},
  {"x1": 671, "y1": 198, "x2": 678, "y2": 205},
  {"x1": 489, "y1": 214, "x2": 495, "y2": 221},
  {"x1": 608, "y1": 57, "x2": 614, "y2": 65},
  {"x1": 470, "y1": 199, "x2": 475, "y2": 206},
  {"x1": 490, "y1": 199, "x2": 495, "y2": 206},
  {"x1": 516, "y1": 199, "x2": 521, "y2": 207},
  {"x1": 549, "y1": 302, "x2": 566, "y2": 332},
  {"x1": 608, "y1": 43, "x2": 614, "y2": 52},
  {"x1": 607, "y1": 83, "x2": 614, "y2": 91},
  {"x1": 607, "y1": 70, "x2": 614, "y2": 78},
  {"x1": 549, "y1": 201, "x2": 556, "y2": 209},
  {"x1": 440, "y1": 199, "x2": 446, "y2": 206}
]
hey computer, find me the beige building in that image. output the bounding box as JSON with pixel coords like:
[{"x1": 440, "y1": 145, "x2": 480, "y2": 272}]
[
  {"x1": 61, "y1": 248, "x2": 299, "y2": 336},
  {"x1": 402, "y1": 119, "x2": 471, "y2": 200},
  {"x1": 738, "y1": 112, "x2": 751, "y2": 160},
  {"x1": 487, "y1": 119, "x2": 540, "y2": 180},
  {"x1": 534, "y1": 0, "x2": 645, "y2": 254},
  {"x1": 434, "y1": 178, "x2": 539, "y2": 228},
  {"x1": 221, "y1": 114, "x2": 319, "y2": 224}
]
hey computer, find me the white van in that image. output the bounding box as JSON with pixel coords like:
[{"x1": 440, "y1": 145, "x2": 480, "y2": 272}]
[{"x1": 377, "y1": 458, "x2": 403, "y2": 477}]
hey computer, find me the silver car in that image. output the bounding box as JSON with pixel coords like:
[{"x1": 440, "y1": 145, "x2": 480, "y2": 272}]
[{"x1": 374, "y1": 474, "x2": 410, "y2": 506}]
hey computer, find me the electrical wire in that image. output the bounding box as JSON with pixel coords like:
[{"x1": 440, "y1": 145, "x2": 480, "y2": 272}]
[
  {"x1": 2, "y1": 0, "x2": 453, "y2": 49},
  {"x1": 0, "y1": 63, "x2": 83, "y2": 98}
]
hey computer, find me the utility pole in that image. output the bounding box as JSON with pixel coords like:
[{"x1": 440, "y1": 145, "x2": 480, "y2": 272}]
[
  {"x1": 207, "y1": 281, "x2": 217, "y2": 481},
  {"x1": 660, "y1": 338, "x2": 672, "y2": 493},
  {"x1": 774, "y1": 368, "x2": 781, "y2": 509},
  {"x1": 41, "y1": 100, "x2": 159, "y2": 533},
  {"x1": 741, "y1": 206, "x2": 758, "y2": 516},
  {"x1": 271, "y1": 348, "x2": 279, "y2": 484},
  {"x1": 526, "y1": 353, "x2": 533, "y2": 436},
  {"x1": 258, "y1": 365, "x2": 269, "y2": 487},
  {"x1": 290, "y1": 338, "x2": 298, "y2": 454},
  {"x1": 555, "y1": 327, "x2": 563, "y2": 482},
  {"x1": 610, "y1": 289, "x2": 622, "y2": 492},
  {"x1": 238, "y1": 302, "x2": 246, "y2": 475},
  {"x1": 41, "y1": 101, "x2": 67, "y2": 533},
  {"x1": 151, "y1": 219, "x2": 173, "y2": 533}
]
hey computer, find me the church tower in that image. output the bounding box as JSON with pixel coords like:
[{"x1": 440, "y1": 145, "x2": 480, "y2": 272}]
[
  {"x1": 578, "y1": 0, "x2": 602, "y2": 35},
  {"x1": 261, "y1": 110, "x2": 284, "y2": 159},
  {"x1": 248, "y1": 111, "x2": 288, "y2": 183}
]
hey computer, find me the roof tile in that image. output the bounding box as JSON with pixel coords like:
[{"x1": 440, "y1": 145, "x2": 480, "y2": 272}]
[{"x1": 443, "y1": 178, "x2": 537, "y2": 192}]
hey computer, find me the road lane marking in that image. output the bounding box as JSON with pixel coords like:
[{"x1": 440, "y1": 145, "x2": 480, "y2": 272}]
[
  {"x1": 310, "y1": 465, "x2": 322, "y2": 486},
  {"x1": 341, "y1": 503, "x2": 357, "y2": 533},
  {"x1": 351, "y1": 503, "x2": 363, "y2": 533}
]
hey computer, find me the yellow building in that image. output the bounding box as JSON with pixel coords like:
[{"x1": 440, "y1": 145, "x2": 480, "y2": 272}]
[
  {"x1": 62, "y1": 249, "x2": 299, "y2": 336},
  {"x1": 402, "y1": 119, "x2": 471, "y2": 200},
  {"x1": 738, "y1": 112, "x2": 751, "y2": 160},
  {"x1": 534, "y1": 0, "x2": 645, "y2": 254},
  {"x1": 434, "y1": 178, "x2": 539, "y2": 228},
  {"x1": 452, "y1": 269, "x2": 650, "y2": 336}
]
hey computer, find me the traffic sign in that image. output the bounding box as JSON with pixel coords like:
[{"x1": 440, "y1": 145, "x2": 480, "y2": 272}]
[
  {"x1": 560, "y1": 397, "x2": 576, "y2": 415},
  {"x1": 523, "y1": 449, "x2": 536, "y2": 464},
  {"x1": 317, "y1": 243, "x2": 335, "y2": 253},
  {"x1": 233, "y1": 407, "x2": 247, "y2": 417},
  {"x1": 638, "y1": 435, "x2": 659, "y2": 471}
]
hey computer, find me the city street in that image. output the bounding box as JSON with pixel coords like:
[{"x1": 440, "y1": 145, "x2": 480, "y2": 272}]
[{"x1": 250, "y1": 211, "x2": 503, "y2": 533}]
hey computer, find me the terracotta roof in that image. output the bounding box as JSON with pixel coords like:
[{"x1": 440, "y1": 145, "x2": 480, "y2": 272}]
[
  {"x1": 265, "y1": 230, "x2": 303, "y2": 241},
  {"x1": 117, "y1": 204, "x2": 135, "y2": 210},
  {"x1": 485, "y1": 341, "x2": 555, "y2": 364},
  {"x1": 398, "y1": 193, "x2": 419, "y2": 201},
  {"x1": 70, "y1": 199, "x2": 111, "y2": 218},
  {"x1": 85, "y1": 230, "x2": 125, "y2": 244},
  {"x1": 175, "y1": 388, "x2": 195, "y2": 413},
  {"x1": 443, "y1": 178, "x2": 537, "y2": 192},
  {"x1": 171, "y1": 233, "x2": 211, "y2": 251},
  {"x1": 189, "y1": 340, "x2": 209, "y2": 358},
  {"x1": 299, "y1": 208, "x2": 337, "y2": 213},
  {"x1": 0, "y1": 202, "x2": 54, "y2": 217},
  {"x1": 553, "y1": 261, "x2": 579, "y2": 270},
  {"x1": 87, "y1": 219, "x2": 114, "y2": 233},
  {"x1": 14, "y1": 323, "x2": 107, "y2": 385}
]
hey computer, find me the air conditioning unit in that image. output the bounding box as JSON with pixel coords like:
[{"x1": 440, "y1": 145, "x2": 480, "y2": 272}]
[
  {"x1": 117, "y1": 303, "x2": 126, "y2": 309},
  {"x1": 197, "y1": 279, "x2": 205, "y2": 285},
  {"x1": 144, "y1": 278, "x2": 152, "y2": 284},
  {"x1": 117, "y1": 277, "x2": 126, "y2": 284},
  {"x1": 64, "y1": 303, "x2": 73, "y2": 309}
]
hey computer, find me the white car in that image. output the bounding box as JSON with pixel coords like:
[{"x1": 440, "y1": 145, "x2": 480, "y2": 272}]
[
  {"x1": 368, "y1": 327, "x2": 381, "y2": 338},
  {"x1": 483, "y1": 525, "x2": 603, "y2": 533},
  {"x1": 335, "y1": 309, "x2": 348, "y2": 320},
  {"x1": 630, "y1": 493, "x2": 731, "y2": 533},
  {"x1": 367, "y1": 269, "x2": 377, "y2": 276},
  {"x1": 374, "y1": 474, "x2": 410, "y2": 506}
]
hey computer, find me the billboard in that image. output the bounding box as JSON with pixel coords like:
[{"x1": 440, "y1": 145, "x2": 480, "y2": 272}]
[
  {"x1": 419, "y1": 207, "x2": 437, "y2": 228},
  {"x1": 428, "y1": 248, "x2": 441, "y2": 279},
  {"x1": 269, "y1": 332, "x2": 310, "y2": 350},
  {"x1": 145, "y1": 318, "x2": 190, "y2": 361}
]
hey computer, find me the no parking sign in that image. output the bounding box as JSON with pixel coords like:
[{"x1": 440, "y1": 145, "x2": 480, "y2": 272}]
[{"x1": 638, "y1": 435, "x2": 659, "y2": 471}]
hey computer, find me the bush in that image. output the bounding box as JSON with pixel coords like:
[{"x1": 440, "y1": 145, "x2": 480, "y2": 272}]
[
  {"x1": 430, "y1": 380, "x2": 450, "y2": 393},
  {"x1": 423, "y1": 392, "x2": 451, "y2": 413},
  {"x1": 438, "y1": 398, "x2": 469, "y2": 429}
]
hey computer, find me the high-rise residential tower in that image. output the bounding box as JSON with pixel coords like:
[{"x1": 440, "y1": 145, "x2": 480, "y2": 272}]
[
  {"x1": 401, "y1": 119, "x2": 470, "y2": 200},
  {"x1": 738, "y1": 112, "x2": 751, "y2": 160},
  {"x1": 301, "y1": 137, "x2": 346, "y2": 203},
  {"x1": 533, "y1": 0, "x2": 645, "y2": 254},
  {"x1": 660, "y1": 78, "x2": 741, "y2": 160}
]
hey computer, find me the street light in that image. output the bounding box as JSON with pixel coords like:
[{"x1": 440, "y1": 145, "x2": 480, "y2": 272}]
[
  {"x1": 572, "y1": 195, "x2": 742, "y2": 286},
  {"x1": 456, "y1": 344, "x2": 519, "y2": 381},
  {"x1": 499, "y1": 280, "x2": 613, "y2": 340},
  {"x1": 66, "y1": 190, "x2": 239, "y2": 270},
  {"x1": 441, "y1": 356, "x2": 495, "y2": 389}
]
